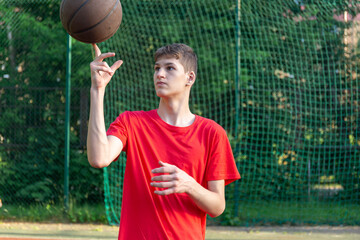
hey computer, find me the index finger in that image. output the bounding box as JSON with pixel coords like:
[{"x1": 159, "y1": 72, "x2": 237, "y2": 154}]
[
  {"x1": 94, "y1": 52, "x2": 116, "y2": 63},
  {"x1": 92, "y1": 43, "x2": 101, "y2": 58},
  {"x1": 151, "y1": 166, "x2": 176, "y2": 174}
]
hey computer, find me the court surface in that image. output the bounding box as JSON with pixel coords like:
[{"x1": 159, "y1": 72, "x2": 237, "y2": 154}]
[{"x1": 0, "y1": 222, "x2": 360, "y2": 240}]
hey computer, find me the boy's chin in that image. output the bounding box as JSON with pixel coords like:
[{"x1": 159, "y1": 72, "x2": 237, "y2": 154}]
[{"x1": 155, "y1": 90, "x2": 169, "y2": 98}]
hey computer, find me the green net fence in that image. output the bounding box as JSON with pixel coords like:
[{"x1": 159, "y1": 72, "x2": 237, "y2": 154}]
[
  {"x1": 232, "y1": 0, "x2": 360, "y2": 225},
  {"x1": 1, "y1": 0, "x2": 359, "y2": 226}
]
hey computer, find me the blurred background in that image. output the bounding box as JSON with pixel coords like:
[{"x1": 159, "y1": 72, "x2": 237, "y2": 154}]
[{"x1": 0, "y1": 0, "x2": 359, "y2": 226}]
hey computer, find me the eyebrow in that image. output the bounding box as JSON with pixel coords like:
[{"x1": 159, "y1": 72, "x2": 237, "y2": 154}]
[{"x1": 154, "y1": 62, "x2": 176, "y2": 66}]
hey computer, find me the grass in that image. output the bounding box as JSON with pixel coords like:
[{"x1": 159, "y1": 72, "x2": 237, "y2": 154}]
[
  {"x1": 222, "y1": 201, "x2": 360, "y2": 226},
  {"x1": 0, "y1": 204, "x2": 108, "y2": 224},
  {"x1": 1, "y1": 201, "x2": 360, "y2": 227}
]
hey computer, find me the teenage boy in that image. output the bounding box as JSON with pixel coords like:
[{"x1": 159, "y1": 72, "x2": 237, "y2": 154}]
[{"x1": 87, "y1": 43, "x2": 240, "y2": 240}]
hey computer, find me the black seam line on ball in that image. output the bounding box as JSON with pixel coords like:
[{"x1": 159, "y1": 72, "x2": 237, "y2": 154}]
[{"x1": 67, "y1": 0, "x2": 91, "y2": 32}]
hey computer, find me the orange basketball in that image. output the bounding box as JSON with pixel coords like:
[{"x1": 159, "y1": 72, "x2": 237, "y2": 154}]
[{"x1": 60, "y1": 0, "x2": 122, "y2": 43}]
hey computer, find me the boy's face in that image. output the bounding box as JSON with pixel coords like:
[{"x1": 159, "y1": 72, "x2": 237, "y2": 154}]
[{"x1": 153, "y1": 56, "x2": 194, "y2": 98}]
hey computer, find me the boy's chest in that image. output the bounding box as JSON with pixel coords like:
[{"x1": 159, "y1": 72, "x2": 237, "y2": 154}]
[{"x1": 131, "y1": 123, "x2": 210, "y2": 181}]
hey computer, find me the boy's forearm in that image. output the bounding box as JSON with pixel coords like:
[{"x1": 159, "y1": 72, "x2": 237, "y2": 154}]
[
  {"x1": 186, "y1": 181, "x2": 225, "y2": 218},
  {"x1": 87, "y1": 88, "x2": 110, "y2": 168}
]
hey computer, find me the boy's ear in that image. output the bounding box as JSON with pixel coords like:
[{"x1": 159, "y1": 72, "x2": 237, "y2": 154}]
[{"x1": 186, "y1": 71, "x2": 196, "y2": 86}]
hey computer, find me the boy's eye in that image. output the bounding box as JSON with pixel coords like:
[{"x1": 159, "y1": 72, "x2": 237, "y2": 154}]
[{"x1": 154, "y1": 66, "x2": 175, "y2": 71}]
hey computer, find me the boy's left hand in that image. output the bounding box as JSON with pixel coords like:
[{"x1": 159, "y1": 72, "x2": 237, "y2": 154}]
[{"x1": 150, "y1": 161, "x2": 196, "y2": 195}]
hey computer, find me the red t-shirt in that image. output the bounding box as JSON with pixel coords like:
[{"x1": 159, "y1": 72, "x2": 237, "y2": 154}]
[{"x1": 107, "y1": 109, "x2": 240, "y2": 240}]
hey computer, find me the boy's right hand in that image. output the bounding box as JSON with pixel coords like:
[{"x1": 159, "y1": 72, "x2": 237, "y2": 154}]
[{"x1": 90, "y1": 43, "x2": 123, "y2": 91}]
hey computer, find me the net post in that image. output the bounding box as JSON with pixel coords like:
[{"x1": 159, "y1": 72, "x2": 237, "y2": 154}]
[
  {"x1": 233, "y1": 0, "x2": 242, "y2": 218},
  {"x1": 64, "y1": 33, "x2": 72, "y2": 214}
]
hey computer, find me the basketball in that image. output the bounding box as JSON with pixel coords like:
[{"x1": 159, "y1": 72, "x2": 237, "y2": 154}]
[{"x1": 60, "y1": 0, "x2": 122, "y2": 44}]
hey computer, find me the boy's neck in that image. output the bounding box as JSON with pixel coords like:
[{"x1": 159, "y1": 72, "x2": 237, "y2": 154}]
[{"x1": 157, "y1": 98, "x2": 195, "y2": 127}]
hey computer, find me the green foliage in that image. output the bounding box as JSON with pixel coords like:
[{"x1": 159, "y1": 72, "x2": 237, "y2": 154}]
[{"x1": 0, "y1": 1, "x2": 99, "y2": 206}]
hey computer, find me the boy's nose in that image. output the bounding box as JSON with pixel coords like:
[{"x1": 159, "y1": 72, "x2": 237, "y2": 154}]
[{"x1": 156, "y1": 69, "x2": 165, "y2": 79}]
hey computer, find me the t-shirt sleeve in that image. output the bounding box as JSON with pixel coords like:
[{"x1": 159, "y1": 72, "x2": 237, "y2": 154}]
[
  {"x1": 106, "y1": 111, "x2": 129, "y2": 153},
  {"x1": 206, "y1": 126, "x2": 241, "y2": 185}
]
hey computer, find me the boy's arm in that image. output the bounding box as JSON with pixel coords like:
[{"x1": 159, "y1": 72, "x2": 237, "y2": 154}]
[
  {"x1": 187, "y1": 179, "x2": 225, "y2": 218},
  {"x1": 151, "y1": 161, "x2": 225, "y2": 217},
  {"x1": 87, "y1": 44, "x2": 123, "y2": 168}
]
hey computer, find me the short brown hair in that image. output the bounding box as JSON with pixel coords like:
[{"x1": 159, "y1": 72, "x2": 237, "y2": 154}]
[{"x1": 154, "y1": 43, "x2": 198, "y2": 75}]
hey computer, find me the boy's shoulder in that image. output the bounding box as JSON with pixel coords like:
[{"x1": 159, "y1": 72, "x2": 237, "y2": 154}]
[{"x1": 195, "y1": 115, "x2": 227, "y2": 135}]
